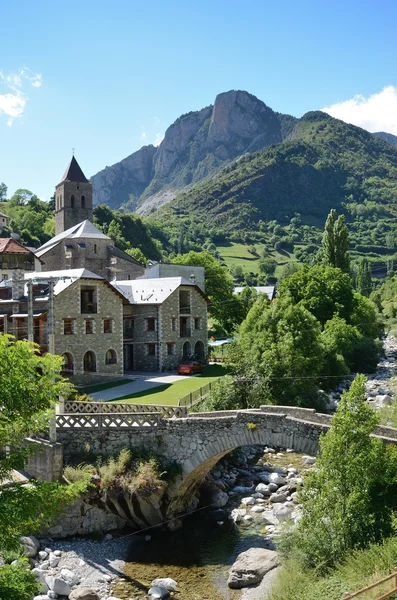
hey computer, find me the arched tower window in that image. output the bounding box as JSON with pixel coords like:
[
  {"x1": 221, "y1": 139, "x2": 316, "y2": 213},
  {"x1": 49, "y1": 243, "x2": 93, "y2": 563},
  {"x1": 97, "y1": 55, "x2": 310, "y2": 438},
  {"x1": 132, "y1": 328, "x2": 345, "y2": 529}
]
[
  {"x1": 81, "y1": 195, "x2": 85, "y2": 208},
  {"x1": 105, "y1": 349, "x2": 117, "y2": 365},
  {"x1": 62, "y1": 352, "x2": 74, "y2": 375},
  {"x1": 71, "y1": 194, "x2": 75, "y2": 209}
]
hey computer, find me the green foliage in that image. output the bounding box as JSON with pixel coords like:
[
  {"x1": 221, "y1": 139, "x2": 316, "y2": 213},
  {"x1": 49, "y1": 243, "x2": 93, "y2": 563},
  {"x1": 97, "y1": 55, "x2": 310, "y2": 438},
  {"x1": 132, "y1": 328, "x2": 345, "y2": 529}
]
[
  {"x1": 283, "y1": 375, "x2": 397, "y2": 570},
  {"x1": 196, "y1": 375, "x2": 243, "y2": 411},
  {"x1": 0, "y1": 182, "x2": 7, "y2": 202},
  {"x1": 322, "y1": 209, "x2": 350, "y2": 272},
  {"x1": 0, "y1": 563, "x2": 40, "y2": 600},
  {"x1": 355, "y1": 257, "x2": 372, "y2": 296},
  {"x1": 0, "y1": 335, "x2": 88, "y2": 553}
]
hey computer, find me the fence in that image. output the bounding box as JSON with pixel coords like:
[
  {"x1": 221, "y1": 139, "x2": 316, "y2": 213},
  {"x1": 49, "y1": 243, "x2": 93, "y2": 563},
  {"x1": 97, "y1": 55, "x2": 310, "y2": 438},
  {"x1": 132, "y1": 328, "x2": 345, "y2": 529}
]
[
  {"x1": 63, "y1": 400, "x2": 187, "y2": 419},
  {"x1": 56, "y1": 412, "x2": 161, "y2": 430},
  {"x1": 178, "y1": 377, "x2": 222, "y2": 409},
  {"x1": 342, "y1": 568, "x2": 397, "y2": 599}
]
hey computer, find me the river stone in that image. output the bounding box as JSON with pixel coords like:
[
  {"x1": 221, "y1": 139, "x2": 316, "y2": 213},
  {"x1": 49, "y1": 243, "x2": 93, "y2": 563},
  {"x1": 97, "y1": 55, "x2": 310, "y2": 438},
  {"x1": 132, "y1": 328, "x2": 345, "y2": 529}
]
[
  {"x1": 268, "y1": 473, "x2": 286, "y2": 485},
  {"x1": 45, "y1": 576, "x2": 71, "y2": 596},
  {"x1": 262, "y1": 511, "x2": 279, "y2": 526},
  {"x1": 61, "y1": 568, "x2": 80, "y2": 586},
  {"x1": 251, "y1": 505, "x2": 265, "y2": 513},
  {"x1": 376, "y1": 394, "x2": 393, "y2": 406},
  {"x1": 33, "y1": 596, "x2": 50, "y2": 600},
  {"x1": 273, "y1": 503, "x2": 293, "y2": 521},
  {"x1": 69, "y1": 588, "x2": 100, "y2": 600},
  {"x1": 241, "y1": 496, "x2": 255, "y2": 506},
  {"x1": 212, "y1": 490, "x2": 229, "y2": 507},
  {"x1": 231, "y1": 508, "x2": 247, "y2": 523},
  {"x1": 20, "y1": 535, "x2": 40, "y2": 557},
  {"x1": 148, "y1": 586, "x2": 170, "y2": 598},
  {"x1": 255, "y1": 483, "x2": 271, "y2": 495},
  {"x1": 227, "y1": 548, "x2": 279, "y2": 589},
  {"x1": 270, "y1": 492, "x2": 288, "y2": 503},
  {"x1": 151, "y1": 578, "x2": 177, "y2": 591}
]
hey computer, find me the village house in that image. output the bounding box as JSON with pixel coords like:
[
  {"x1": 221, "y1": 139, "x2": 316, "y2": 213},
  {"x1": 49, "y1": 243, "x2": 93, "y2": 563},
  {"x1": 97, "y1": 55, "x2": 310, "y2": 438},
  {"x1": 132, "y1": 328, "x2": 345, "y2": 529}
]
[
  {"x1": 0, "y1": 237, "x2": 42, "y2": 282},
  {"x1": 0, "y1": 211, "x2": 9, "y2": 232},
  {"x1": 35, "y1": 156, "x2": 145, "y2": 281},
  {"x1": 114, "y1": 277, "x2": 209, "y2": 372},
  {"x1": 0, "y1": 268, "x2": 125, "y2": 377}
]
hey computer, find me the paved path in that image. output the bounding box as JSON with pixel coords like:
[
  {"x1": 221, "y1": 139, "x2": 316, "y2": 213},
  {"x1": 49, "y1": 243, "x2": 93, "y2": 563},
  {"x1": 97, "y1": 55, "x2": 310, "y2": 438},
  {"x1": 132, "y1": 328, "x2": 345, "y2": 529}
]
[{"x1": 90, "y1": 372, "x2": 193, "y2": 402}]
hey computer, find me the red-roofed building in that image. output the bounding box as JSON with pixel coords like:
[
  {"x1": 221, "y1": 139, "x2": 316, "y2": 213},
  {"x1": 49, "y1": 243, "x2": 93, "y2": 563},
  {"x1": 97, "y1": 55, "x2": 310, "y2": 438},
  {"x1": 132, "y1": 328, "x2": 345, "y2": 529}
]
[{"x1": 0, "y1": 238, "x2": 42, "y2": 281}]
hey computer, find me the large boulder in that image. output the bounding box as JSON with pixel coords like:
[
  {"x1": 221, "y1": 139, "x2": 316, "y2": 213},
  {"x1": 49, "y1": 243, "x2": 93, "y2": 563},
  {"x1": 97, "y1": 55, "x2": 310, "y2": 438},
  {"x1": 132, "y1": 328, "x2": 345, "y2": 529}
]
[
  {"x1": 151, "y1": 578, "x2": 177, "y2": 591},
  {"x1": 212, "y1": 490, "x2": 229, "y2": 507},
  {"x1": 20, "y1": 535, "x2": 40, "y2": 557},
  {"x1": 69, "y1": 589, "x2": 100, "y2": 600},
  {"x1": 60, "y1": 568, "x2": 80, "y2": 586},
  {"x1": 227, "y1": 548, "x2": 279, "y2": 589}
]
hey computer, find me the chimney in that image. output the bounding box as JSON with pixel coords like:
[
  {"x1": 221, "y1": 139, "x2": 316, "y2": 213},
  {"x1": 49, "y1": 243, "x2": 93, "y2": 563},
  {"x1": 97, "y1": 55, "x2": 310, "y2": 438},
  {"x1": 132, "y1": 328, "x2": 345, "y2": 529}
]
[{"x1": 11, "y1": 269, "x2": 25, "y2": 300}]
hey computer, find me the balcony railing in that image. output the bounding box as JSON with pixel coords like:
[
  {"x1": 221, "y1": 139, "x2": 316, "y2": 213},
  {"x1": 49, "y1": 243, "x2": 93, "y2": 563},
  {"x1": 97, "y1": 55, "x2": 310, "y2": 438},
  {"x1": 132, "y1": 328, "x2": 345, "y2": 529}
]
[
  {"x1": 81, "y1": 303, "x2": 97, "y2": 314},
  {"x1": 180, "y1": 328, "x2": 191, "y2": 338},
  {"x1": 180, "y1": 305, "x2": 191, "y2": 314}
]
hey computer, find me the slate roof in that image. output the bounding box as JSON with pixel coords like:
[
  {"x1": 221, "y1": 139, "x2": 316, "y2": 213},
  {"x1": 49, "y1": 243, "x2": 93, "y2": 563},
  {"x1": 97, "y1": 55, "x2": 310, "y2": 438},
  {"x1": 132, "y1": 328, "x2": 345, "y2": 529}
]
[
  {"x1": 112, "y1": 277, "x2": 208, "y2": 305},
  {"x1": 234, "y1": 285, "x2": 276, "y2": 300},
  {"x1": 35, "y1": 220, "x2": 110, "y2": 257},
  {"x1": 60, "y1": 156, "x2": 88, "y2": 183},
  {"x1": 0, "y1": 238, "x2": 32, "y2": 254},
  {"x1": 0, "y1": 211, "x2": 8, "y2": 219}
]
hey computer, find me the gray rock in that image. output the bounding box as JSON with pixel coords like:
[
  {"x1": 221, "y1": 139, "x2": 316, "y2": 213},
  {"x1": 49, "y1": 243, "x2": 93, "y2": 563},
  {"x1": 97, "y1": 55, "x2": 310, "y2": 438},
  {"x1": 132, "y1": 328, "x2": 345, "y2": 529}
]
[
  {"x1": 49, "y1": 553, "x2": 60, "y2": 568},
  {"x1": 255, "y1": 483, "x2": 271, "y2": 495},
  {"x1": 212, "y1": 490, "x2": 229, "y2": 507},
  {"x1": 38, "y1": 551, "x2": 48, "y2": 560},
  {"x1": 251, "y1": 505, "x2": 265, "y2": 513},
  {"x1": 20, "y1": 535, "x2": 40, "y2": 557},
  {"x1": 151, "y1": 578, "x2": 177, "y2": 591},
  {"x1": 69, "y1": 588, "x2": 100, "y2": 600},
  {"x1": 241, "y1": 496, "x2": 255, "y2": 506},
  {"x1": 273, "y1": 503, "x2": 293, "y2": 522},
  {"x1": 60, "y1": 568, "x2": 80, "y2": 586},
  {"x1": 33, "y1": 596, "x2": 50, "y2": 600},
  {"x1": 262, "y1": 511, "x2": 279, "y2": 526},
  {"x1": 270, "y1": 493, "x2": 288, "y2": 503},
  {"x1": 148, "y1": 586, "x2": 170, "y2": 598},
  {"x1": 45, "y1": 576, "x2": 71, "y2": 596},
  {"x1": 231, "y1": 508, "x2": 247, "y2": 523},
  {"x1": 227, "y1": 547, "x2": 279, "y2": 589}
]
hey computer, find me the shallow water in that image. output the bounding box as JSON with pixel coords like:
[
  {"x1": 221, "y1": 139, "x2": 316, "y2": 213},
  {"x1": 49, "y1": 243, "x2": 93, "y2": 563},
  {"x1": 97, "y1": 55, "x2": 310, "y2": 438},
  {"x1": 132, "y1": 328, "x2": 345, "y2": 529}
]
[{"x1": 111, "y1": 509, "x2": 269, "y2": 600}]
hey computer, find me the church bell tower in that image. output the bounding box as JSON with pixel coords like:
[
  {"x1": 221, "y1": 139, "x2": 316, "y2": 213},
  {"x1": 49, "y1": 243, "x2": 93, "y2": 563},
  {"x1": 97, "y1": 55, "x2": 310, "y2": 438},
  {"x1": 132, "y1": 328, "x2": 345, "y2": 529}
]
[{"x1": 55, "y1": 156, "x2": 93, "y2": 235}]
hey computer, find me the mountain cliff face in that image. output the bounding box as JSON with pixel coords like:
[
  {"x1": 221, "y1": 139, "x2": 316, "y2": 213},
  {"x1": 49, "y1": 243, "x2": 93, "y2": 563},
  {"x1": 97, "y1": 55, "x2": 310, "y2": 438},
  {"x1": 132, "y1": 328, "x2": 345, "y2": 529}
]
[
  {"x1": 91, "y1": 90, "x2": 290, "y2": 213},
  {"x1": 373, "y1": 131, "x2": 397, "y2": 148}
]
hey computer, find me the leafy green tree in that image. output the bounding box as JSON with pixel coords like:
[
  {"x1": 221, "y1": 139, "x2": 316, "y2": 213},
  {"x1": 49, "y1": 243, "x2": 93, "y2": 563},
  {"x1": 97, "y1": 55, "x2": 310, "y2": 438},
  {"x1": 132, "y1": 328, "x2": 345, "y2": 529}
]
[
  {"x1": 286, "y1": 375, "x2": 397, "y2": 569},
  {"x1": 171, "y1": 251, "x2": 236, "y2": 333},
  {"x1": 355, "y1": 257, "x2": 372, "y2": 296},
  {"x1": 237, "y1": 294, "x2": 325, "y2": 408},
  {"x1": 280, "y1": 265, "x2": 354, "y2": 327},
  {"x1": 0, "y1": 182, "x2": 7, "y2": 202},
  {"x1": 322, "y1": 209, "x2": 350, "y2": 272},
  {"x1": 0, "y1": 335, "x2": 89, "y2": 597},
  {"x1": 8, "y1": 189, "x2": 35, "y2": 207},
  {"x1": 125, "y1": 247, "x2": 147, "y2": 265},
  {"x1": 258, "y1": 256, "x2": 276, "y2": 275}
]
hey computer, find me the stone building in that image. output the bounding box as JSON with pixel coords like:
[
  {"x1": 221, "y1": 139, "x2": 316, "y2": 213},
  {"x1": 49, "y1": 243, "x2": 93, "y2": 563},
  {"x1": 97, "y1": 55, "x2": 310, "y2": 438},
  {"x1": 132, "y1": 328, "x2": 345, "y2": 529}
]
[
  {"x1": 36, "y1": 157, "x2": 145, "y2": 281},
  {"x1": 114, "y1": 277, "x2": 208, "y2": 371},
  {"x1": 0, "y1": 237, "x2": 42, "y2": 282},
  {"x1": 0, "y1": 211, "x2": 9, "y2": 232},
  {"x1": 0, "y1": 268, "x2": 125, "y2": 377}
]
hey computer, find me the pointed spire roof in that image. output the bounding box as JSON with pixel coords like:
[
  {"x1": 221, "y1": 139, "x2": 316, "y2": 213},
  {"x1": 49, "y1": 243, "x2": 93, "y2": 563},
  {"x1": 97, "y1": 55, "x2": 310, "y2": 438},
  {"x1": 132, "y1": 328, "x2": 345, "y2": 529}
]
[{"x1": 59, "y1": 156, "x2": 88, "y2": 183}]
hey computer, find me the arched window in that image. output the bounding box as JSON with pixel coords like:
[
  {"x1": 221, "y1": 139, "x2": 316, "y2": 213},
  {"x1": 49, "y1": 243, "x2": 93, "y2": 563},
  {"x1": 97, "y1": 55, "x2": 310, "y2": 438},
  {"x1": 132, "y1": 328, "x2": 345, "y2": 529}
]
[
  {"x1": 182, "y1": 341, "x2": 191, "y2": 359},
  {"x1": 62, "y1": 352, "x2": 74, "y2": 375},
  {"x1": 71, "y1": 194, "x2": 75, "y2": 209},
  {"x1": 83, "y1": 350, "x2": 96, "y2": 372},
  {"x1": 194, "y1": 340, "x2": 205, "y2": 360},
  {"x1": 105, "y1": 349, "x2": 117, "y2": 365},
  {"x1": 81, "y1": 195, "x2": 85, "y2": 208}
]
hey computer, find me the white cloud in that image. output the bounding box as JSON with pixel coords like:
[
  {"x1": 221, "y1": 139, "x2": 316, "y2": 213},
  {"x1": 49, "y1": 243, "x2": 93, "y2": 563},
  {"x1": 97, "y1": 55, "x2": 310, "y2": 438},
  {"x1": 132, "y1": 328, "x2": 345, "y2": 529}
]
[
  {"x1": 154, "y1": 132, "x2": 164, "y2": 146},
  {"x1": 140, "y1": 131, "x2": 147, "y2": 140},
  {"x1": 321, "y1": 86, "x2": 397, "y2": 135},
  {"x1": 0, "y1": 66, "x2": 42, "y2": 126}
]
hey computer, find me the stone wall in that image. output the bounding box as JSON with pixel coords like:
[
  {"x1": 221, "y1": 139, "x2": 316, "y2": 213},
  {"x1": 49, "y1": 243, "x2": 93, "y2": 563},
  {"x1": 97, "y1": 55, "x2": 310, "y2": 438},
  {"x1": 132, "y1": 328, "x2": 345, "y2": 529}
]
[
  {"x1": 55, "y1": 180, "x2": 93, "y2": 235},
  {"x1": 26, "y1": 438, "x2": 64, "y2": 482}
]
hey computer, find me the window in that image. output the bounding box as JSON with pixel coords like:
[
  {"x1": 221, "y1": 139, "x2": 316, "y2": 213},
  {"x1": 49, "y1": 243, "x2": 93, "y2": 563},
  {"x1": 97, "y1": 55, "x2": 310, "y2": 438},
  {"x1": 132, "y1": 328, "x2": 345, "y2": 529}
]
[
  {"x1": 71, "y1": 194, "x2": 75, "y2": 209},
  {"x1": 62, "y1": 353, "x2": 74, "y2": 374},
  {"x1": 83, "y1": 351, "x2": 96, "y2": 373},
  {"x1": 81, "y1": 195, "x2": 85, "y2": 208},
  {"x1": 146, "y1": 344, "x2": 156, "y2": 356},
  {"x1": 167, "y1": 342, "x2": 175, "y2": 356},
  {"x1": 63, "y1": 318, "x2": 74, "y2": 335},
  {"x1": 146, "y1": 317, "x2": 156, "y2": 331},
  {"x1": 85, "y1": 319, "x2": 94, "y2": 334},
  {"x1": 171, "y1": 317, "x2": 177, "y2": 331},
  {"x1": 103, "y1": 318, "x2": 113, "y2": 333},
  {"x1": 194, "y1": 317, "x2": 201, "y2": 330},
  {"x1": 123, "y1": 317, "x2": 134, "y2": 338},
  {"x1": 105, "y1": 349, "x2": 117, "y2": 364},
  {"x1": 81, "y1": 288, "x2": 97, "y2": 313},
  {"x1": 94, "y1": 243, "x2": 97, "y2": 254}
]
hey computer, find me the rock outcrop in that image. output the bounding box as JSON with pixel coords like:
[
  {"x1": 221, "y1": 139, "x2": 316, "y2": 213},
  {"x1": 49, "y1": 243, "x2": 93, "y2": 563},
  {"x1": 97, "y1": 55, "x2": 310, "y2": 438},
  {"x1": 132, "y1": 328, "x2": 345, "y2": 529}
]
[
  {"x1": 227, "y1": 547, "x2": 279, "y2": 589},
  {"x1": 91, "y1": 90, "x2": 288, "y2": 214}
]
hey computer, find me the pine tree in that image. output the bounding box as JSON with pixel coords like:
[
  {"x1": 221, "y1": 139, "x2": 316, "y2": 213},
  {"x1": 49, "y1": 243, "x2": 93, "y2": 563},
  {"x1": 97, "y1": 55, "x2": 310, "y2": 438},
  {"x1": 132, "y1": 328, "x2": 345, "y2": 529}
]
[{"x1": 322, "y1": 209, "x2": 350, "y2": 272}]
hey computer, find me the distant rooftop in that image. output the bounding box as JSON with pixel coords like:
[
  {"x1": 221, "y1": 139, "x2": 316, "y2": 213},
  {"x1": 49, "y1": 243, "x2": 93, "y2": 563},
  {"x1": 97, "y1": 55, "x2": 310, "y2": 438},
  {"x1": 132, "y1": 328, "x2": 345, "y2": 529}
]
[
  {"x1": 0, "y1": 211, "x2": 8, "y2": 219},
  {"x1": 113, "y1": 277, "x2": 207, "y2": 305},
  {"x1": 0, "y1": 238, "x2": 32, "y2": 255},
  {"x1": 59, "y1": 156, "x2": 88, "y2": 184},
  {"x1": 234, "y1": 285, "x2": 276, "y2": 300}
]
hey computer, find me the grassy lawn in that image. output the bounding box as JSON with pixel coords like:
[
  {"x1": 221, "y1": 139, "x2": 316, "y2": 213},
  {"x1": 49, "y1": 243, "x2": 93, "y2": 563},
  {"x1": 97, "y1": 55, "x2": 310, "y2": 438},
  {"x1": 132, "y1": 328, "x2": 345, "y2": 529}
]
[
  {"x1": 112, "y1": 365, "x2": 229, "y2": 405},
  {"x1": 76, "y1": 378, "x2": 132, "y2": 395},
  {"x1": 216, "y1": 241, "x2": 266, "y2": 274}
]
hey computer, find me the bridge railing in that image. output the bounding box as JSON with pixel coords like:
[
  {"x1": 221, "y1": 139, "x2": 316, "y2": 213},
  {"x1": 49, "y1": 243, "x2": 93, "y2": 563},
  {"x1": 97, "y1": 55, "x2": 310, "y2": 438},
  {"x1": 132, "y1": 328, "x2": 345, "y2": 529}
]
[
  {"x1": 56, "y1": 412, "x2": 161, "y2": 430},
  {"x1": 178, "y1": 378, "x2": 222, "y2": 409},
  {"x1": 342, "y1": 567, "x2": 397, "y2": 599},
  {"x1": 62, "y1": 400, "x2": 187, "y2": 419}
]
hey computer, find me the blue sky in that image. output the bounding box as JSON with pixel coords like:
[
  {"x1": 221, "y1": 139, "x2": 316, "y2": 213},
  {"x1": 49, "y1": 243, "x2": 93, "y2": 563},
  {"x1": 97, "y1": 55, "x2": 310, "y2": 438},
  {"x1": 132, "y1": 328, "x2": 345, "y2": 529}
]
[{"x1": 1, "y1": 0, "x2": 397, "y2": 201}]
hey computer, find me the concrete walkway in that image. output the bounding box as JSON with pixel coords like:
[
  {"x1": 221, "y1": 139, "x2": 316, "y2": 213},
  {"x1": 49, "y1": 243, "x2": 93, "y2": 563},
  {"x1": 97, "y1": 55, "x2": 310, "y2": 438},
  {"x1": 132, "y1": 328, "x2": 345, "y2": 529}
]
[{"x1": 90, "y1": 372, "x2": 194, "y2": 402}]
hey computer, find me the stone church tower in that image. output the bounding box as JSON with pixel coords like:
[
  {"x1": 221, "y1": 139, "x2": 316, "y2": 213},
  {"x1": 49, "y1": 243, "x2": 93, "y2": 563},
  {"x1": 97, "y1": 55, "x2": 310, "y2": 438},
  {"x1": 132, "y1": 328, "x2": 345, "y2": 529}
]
[{"x1": 55, "y1": 156, "x2": 93, "y2": 235}]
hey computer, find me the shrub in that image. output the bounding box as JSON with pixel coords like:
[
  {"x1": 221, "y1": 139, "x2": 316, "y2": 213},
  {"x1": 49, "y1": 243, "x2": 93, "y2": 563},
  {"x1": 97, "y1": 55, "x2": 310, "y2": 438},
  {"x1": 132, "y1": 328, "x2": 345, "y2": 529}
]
[
  {"x1": 0, "y1": 563, "x2": 40, "y2": 600},
  {"x1": 63, "y1": 463, "x2": 97, "y2": 484}
]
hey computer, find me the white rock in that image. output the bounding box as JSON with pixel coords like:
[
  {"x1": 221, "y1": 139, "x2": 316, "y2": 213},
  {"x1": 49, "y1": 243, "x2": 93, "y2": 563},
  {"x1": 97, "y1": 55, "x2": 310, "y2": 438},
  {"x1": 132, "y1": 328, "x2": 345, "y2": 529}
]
[
  {"x1": 48, "y1": 553, "x2": 59, "y2": 568},
  {"x1": 251, "y1": 505, "x2": 265, "y2": 513},
  {"x1": 60, "y1": 568, "x2": 80, "y2": 586},
  {"x1": 227, "y1": 547, "x2": 279, "y2": 589},
  {"x1": 303, "y1": 456, "x2": 316, "y2": 465},
  {"x1": 231, "y1": 508, "x2": 247, "y2": 523},
  {"x1": 255, "y1": 483, "x2": 270, "y2": 495},
  {"x1": 53, "y1": 550, "x2": 62, "y2": 557},
  {"x1": 286, "y1": 448, "x2": 295, "y2": 453},
  {"x1": 268, "y1": 473, "x2": 286, "y2": 485},
  {"x1": 148, "y1": 586, "x2": 170, "y2": 599},
  {"x1": 33, "y1": 596, "x2": 50, "y2": 600},
  {"x1": 265, "y1": 448, "x2": 276, "y2": 453},
  {"x1": 38, "y1": 551, "x2": 48, "y2": 560},
  {"x1": 20, "y1": 535, "x2": 40, "y2": 558},
  {"x1": 45, "y1": 576, "x2": 71, "y2": 596},
  {"x1": 243, "y1": 514, "x2": 253, "y2": 522},
  {"x1": 273, "y1": 503, "x2": 293, "y2": 522},
  {"x1": 104, "y1": 533, "x2": 113, "y2": 541},
  {"x1": 47, "y1": 593, "x2": 58, "y2": 599},
  {"x1": 262, "y1": 511, "x2": 279, "y2": 526},
  {"x1": 151, "y1": 578, "x2": 177, "y2": 591},
  {"x1": 241, "y1": 496, "x2": 255, "y2": 506}
]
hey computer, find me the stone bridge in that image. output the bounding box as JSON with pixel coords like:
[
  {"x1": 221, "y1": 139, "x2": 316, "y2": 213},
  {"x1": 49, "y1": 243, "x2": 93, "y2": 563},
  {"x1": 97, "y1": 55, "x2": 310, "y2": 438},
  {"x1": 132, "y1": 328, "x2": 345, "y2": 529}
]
[{"x1": 55, "y1": 405, "x2": 397, "y2": 518}]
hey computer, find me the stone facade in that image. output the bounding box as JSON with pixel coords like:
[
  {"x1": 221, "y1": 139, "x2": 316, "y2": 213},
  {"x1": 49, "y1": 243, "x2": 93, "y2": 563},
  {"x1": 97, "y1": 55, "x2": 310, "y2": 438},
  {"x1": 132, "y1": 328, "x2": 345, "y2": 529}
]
[
  {"x1": 122, "y1": 283, "x2": 208, "y2": 371},
  {"x1": 55, "y1": 179, "x2": 93, "y2": 235}
]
